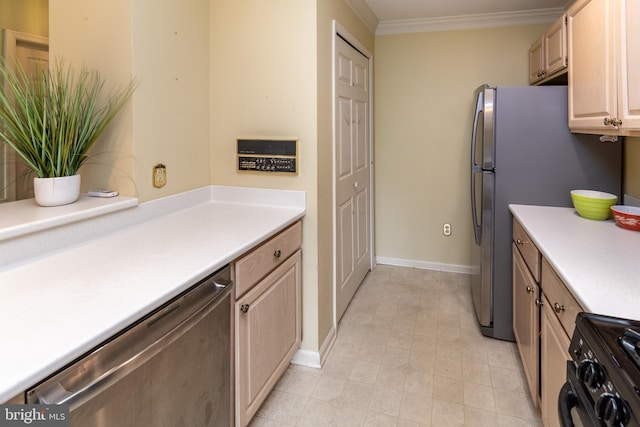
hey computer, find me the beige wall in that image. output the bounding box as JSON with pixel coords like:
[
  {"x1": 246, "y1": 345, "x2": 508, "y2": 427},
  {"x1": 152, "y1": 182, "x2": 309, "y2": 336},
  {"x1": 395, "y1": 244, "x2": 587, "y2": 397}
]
[
  {"x1": 49, "y1": 0, "x2": 136, "y2": 196},
  {"x1": 210, "y1": 0, "x2": 320, "y2": 351},
  {"x1": 50, "y1": 0, "x2": 210, "y2": 201},
  {"x1": 625, "y1": 137, "x2": 640, "y2": 198},
  {"x1": 131, "y1": 0, "x2": 211, "y2": 201},
  {"x1": 374, "y1": 25, "x2": 545, "y2": 268},
  {"x1": 210, "y1": 0, "x2": 373, "y2": 352},
  {"x1": 0, "y1": 0, "x2": 48, "y2": 38}
]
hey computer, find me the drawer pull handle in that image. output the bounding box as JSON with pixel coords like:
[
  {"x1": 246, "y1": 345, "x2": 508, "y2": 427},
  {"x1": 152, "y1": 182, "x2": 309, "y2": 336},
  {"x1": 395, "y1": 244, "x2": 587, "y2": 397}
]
[
  {"x1": 553, "y1": 302, "x2": 565, "y2": 313},
  {"x1": 240, "y1": 304, "x2": 250, "y2": 313},
  {"x1": 516, "y1": 239, "x2": 527, "y2": 245},
  {"x1": 274, "y1": 250, "x2": 282, "y2": 258},
  {"x1": 535, "y1": 299, "x2": 543, "y2": 307},
  {"x1": 526, "y1": 285, "x2": 534, "y2": 294}
]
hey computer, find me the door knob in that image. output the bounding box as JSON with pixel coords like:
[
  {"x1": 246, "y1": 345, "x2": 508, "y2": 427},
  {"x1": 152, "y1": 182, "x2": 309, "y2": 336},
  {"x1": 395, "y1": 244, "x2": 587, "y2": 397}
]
[
  {"x1": 526, "y1": 285, "x2": 534, "y2": 294},
  {"x1": 553, "y1": 302, "x2": 565, "y2": 313},
  {"x1": 240, "y1": 304, "x2": 250, "y2": 313},
  {"x1": 354, "y1": 181, "x2": 359, "y2": 188},
  {"x1": 274, "y1": 249, "x2": 281, "y2": 258}
]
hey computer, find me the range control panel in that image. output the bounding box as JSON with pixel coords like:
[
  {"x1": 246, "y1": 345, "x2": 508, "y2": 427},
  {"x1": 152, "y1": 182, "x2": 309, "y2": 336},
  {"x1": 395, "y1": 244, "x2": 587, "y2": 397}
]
[{"x1": 237, "y1": 138, "x2": 298, "y2": 174}]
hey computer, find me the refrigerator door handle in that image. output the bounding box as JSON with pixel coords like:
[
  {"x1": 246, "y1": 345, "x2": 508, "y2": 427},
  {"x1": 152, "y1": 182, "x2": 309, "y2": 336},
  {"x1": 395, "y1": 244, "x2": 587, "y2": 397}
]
[
  {"x1": 471, "y1": 84, "x2": 495, "y2": 170},
  {"x1": 471, "y1": 167, "x2": 482, "y2": 245},
  {"x1": 471, "y1": 86, "x2": 484, "y2": 168}
]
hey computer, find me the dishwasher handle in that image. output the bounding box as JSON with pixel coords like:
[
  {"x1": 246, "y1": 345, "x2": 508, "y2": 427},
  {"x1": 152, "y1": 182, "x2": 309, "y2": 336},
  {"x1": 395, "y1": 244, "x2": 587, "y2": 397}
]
[{"x1": 31, "y1": 274, "x2": 233, "y2": 410}]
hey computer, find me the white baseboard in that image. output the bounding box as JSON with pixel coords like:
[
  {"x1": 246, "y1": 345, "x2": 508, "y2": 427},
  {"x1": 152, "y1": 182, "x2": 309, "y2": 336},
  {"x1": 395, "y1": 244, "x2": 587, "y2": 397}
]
[
  {"x1": 376, "y1": 256, "x2": 471, "y2": 274},
  {"x1": 291, "y1": 326, "x2": 336, "y2": 369}
]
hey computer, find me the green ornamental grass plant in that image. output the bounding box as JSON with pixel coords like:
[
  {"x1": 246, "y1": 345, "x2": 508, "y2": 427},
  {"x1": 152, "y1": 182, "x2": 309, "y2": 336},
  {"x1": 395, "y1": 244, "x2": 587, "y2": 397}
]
[{"x1": 0, "y1": 58, "x2": 137, "y2": 178}]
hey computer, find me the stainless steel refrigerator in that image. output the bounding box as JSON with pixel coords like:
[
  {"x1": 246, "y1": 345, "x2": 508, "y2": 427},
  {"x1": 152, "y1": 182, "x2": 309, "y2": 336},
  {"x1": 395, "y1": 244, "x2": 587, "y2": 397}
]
[{"x1": 470, "y1": 84, "x2": 622, "y2": 341}]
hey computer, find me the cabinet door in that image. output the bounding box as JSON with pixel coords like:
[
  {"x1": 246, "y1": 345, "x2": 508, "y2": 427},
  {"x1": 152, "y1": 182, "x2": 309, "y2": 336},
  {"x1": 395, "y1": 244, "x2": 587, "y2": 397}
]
[
  {"x1": 540, "y1": 296, "x2": 571, "y2": 427},
  {"x1": 545, "y1": 15, "x2": 567, "y2": 77},
  {"x1": 567, "y1": 0, "x2": 616, "y2": 131},
  {"x1": 235, "y1": 250, "x2": 302, "y2": 427},
  {"x1": 512, "y1": 245, "x2": 540, "y2": 407},
  {"x1": 618, "y1": 0, "x2": 640, "y2": 130},
  {"x1": 529, "y1": 36, "x2": 544, "y2": 84}
]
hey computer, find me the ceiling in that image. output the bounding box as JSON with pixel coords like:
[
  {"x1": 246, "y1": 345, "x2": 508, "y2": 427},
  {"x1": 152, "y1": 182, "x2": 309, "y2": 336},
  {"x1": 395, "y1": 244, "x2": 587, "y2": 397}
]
[
  {"x1": 363, "y1": 0, "x2": 569, "y2": 22},
  {"x1": 349, "y1": 0, "x2": 569, "y2": 34}
]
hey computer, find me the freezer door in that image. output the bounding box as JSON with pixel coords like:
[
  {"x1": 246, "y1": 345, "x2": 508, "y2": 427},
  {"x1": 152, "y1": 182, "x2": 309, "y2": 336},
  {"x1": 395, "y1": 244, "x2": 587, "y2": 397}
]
[
  {"x1": 471, "y1": 84, "x2": 495, "y2": 170},
  {"x1": 470, "y1": 169, "x2": 494, "y2": 329}
]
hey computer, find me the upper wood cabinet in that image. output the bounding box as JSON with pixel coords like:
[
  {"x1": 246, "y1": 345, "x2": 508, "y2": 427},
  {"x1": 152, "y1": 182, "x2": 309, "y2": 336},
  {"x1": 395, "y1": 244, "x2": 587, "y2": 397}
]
[
  {"x1": 529, "y1": 37, "x2": 544, "y2": 84},
  {"x1": 529, "y1": 14, "x2": 567, "y2": 85},
  {"x1": 567, "y1": 0, "x2": 640, "y2": 135}
]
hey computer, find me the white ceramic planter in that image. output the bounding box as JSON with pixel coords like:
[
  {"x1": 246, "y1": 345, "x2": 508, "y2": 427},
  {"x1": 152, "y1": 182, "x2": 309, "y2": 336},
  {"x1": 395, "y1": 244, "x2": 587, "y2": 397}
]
[{"x1": 33, "y1": 175, "x2": 81, "y2": 207}]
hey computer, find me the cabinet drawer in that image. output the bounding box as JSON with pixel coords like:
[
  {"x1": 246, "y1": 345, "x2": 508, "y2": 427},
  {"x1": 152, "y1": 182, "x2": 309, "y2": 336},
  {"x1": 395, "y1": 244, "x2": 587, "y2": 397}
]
[
  {"x1": 541, "y1": 258, "x2": 583, "y2": 337},
  {"x1": 234, "y1": 221, "x2": 301, "y2": 298},
  {"x1": 513, "y1": 219, "x2": 541, "y2": 282}
]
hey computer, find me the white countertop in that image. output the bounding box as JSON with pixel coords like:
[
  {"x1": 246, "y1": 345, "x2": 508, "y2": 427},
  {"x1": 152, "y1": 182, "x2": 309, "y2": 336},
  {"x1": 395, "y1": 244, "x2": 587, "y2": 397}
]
[
  {"x1": 510, "y1": 204, "x2": 640, "y2": 321},
  {"x1": 0, "y1": 186, "x2": 305, "y2": 402}
]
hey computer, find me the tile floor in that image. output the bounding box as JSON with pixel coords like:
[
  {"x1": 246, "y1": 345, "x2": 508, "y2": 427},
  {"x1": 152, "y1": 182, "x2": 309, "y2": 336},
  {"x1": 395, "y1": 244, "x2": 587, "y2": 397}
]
[{"x1": 249, "y1": 265, "x2": 542, "y2": 426}]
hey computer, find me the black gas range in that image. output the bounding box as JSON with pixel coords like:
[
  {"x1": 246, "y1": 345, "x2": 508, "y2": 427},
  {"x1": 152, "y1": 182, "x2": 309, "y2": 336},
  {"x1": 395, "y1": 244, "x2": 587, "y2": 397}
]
[{"x1": 560, "y1": 313, "x2": 640, "y2": 427}]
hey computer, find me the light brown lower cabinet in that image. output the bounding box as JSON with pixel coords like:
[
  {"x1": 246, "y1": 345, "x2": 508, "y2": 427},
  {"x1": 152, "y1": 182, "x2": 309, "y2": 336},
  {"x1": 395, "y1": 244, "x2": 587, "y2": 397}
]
[
  {"x1": 234, "y1": 247, "x2": 302, "y2": 427},
  {"x1": 512, "y1": 243, "x2": 540, "y2": 406},
  {"x1": 540, "y1": 294, "x2": 571, "y2": 427},
  {"x1": 512, "y1": 218, "x2": 583, "y2": 427}
]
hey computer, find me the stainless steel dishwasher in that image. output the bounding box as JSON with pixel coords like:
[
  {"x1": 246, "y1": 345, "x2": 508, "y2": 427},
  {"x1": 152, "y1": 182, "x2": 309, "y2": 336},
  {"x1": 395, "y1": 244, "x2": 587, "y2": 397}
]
[{"x1": 27, "y1": 265, "x2": 233, "y2": 427}]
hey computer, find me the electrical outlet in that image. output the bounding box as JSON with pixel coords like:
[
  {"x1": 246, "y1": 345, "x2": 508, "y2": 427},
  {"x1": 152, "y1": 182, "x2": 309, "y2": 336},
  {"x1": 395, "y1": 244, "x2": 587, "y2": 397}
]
[
  {"x1": 443, "y1": 223, "x2": 452, "y2": 236},
  {"x1": 153, "y1": 164, "x2": 167, "y2": 188}
]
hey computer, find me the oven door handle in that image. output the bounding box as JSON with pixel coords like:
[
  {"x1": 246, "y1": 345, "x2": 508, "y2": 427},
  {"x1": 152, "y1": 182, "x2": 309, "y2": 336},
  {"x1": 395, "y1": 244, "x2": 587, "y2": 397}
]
[{"x1": 558, "y1": 381, "x2": 578, "y2": 427}]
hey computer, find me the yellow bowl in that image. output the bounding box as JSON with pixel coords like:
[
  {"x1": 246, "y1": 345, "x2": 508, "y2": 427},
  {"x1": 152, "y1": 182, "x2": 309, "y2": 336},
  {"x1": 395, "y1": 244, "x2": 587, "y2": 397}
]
[{"x1": 570, "y1": 190, "x2": 617, "y2": 220}]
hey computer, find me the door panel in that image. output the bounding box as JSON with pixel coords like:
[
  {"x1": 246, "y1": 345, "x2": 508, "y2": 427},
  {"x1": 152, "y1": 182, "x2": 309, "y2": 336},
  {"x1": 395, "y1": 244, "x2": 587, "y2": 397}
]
[
  {"x1": 355, "y1": 187, "x2": 368, "y2": 262},
  {"x1": 355, "y1": 100, "x2": 367, "y2": 171},
  {"x1": 338, "y1": 199, "x2": 354, "y2": 285},
  {"x1": 335, "y1": 35, "x2": 371, "y2": 322},
  {"x1": 337, "y1": 96, "x2": 353, "y2": 180},
  {"x1": 1, "y1": 30, "x2": 49, "y2": 203}
]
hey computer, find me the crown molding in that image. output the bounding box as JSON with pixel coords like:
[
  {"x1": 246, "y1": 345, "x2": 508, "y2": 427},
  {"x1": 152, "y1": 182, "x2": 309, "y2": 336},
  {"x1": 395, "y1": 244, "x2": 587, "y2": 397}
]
[
  {"x1": 344, "y1": 0, "x2": 379, "y2": 34},
  {"x1": 375, "y1": 7, "x2": 564, "y2": 35}
]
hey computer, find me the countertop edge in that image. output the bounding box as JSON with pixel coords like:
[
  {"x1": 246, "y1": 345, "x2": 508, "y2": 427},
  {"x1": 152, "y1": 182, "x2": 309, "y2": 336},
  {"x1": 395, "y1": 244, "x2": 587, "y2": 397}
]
[
  {"x1": 0, "y1": 186, "x2": 306, "y2": 403},
  {"x1": 509, "y1": 203, "x2": 640, "y2": 321}
]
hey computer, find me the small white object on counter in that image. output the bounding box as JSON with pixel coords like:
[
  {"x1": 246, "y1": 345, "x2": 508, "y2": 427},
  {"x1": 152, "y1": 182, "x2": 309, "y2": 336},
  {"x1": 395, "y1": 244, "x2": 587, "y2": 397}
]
[
  {"x1": 510, "y1": 204, "x2": 640, "y2": 322},
  {"x1": 88, "y1": 189, "x2": 119, "y2": 198},
  {"x1": 0, "y1": 186, "x2": 305, "y2": 403}
]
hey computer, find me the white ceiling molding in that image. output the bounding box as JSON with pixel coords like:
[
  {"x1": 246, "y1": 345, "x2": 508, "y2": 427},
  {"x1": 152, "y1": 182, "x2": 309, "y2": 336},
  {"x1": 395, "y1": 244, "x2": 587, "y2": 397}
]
[
  {"x1": 344, "y1": 0, "x2": 379, "y2": 34},
  {"x1": 375, "y1": 7, "x2": 564, "y2": 35}
]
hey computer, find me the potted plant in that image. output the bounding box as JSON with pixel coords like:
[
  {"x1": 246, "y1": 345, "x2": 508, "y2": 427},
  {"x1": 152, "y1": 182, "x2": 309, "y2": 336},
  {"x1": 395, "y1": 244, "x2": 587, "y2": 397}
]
[{"x1": 0, "y1": 58, "x2": 136, "y2": 206}]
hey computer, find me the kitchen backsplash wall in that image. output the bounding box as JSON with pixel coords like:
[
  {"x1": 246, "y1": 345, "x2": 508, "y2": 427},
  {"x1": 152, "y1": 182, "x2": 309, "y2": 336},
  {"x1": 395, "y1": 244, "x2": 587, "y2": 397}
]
[{"x1": 625, "y1": 137, "x2": 640, "y2": 200}]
